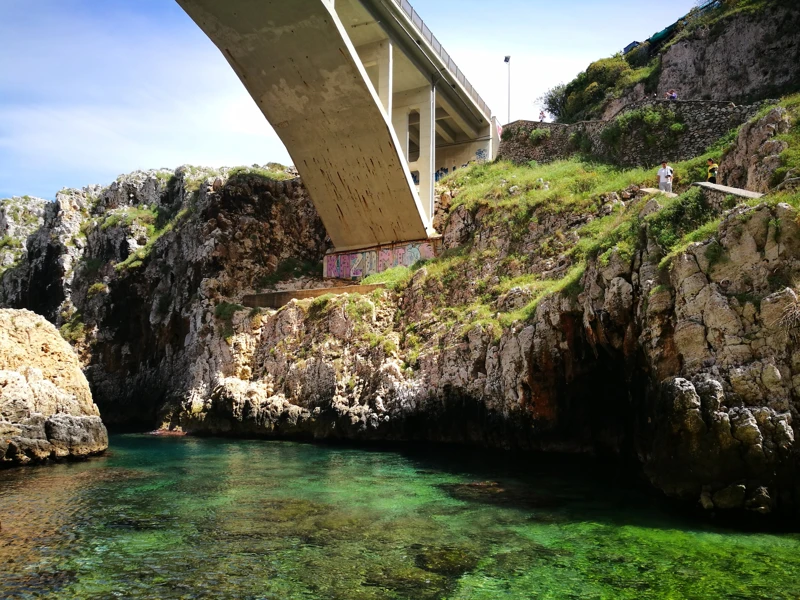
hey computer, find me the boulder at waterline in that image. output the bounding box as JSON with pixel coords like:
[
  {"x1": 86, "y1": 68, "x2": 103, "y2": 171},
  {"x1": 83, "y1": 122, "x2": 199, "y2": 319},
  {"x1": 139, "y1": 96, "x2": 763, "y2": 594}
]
[{"x1": 0, "y1": 308, "x2": 108, "y2": 465}]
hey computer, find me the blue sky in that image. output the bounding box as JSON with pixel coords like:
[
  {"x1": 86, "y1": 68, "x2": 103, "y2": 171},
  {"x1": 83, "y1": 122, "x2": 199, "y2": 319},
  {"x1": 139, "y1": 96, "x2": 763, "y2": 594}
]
[{"x1": 0, "y1": 0, "x2": 697, "y2": 199}]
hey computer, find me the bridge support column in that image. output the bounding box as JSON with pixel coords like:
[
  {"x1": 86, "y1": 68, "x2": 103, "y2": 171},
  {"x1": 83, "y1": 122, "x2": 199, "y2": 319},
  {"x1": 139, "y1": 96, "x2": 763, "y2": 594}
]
[
  {"x1": 392, "y1": 108, "x2": 409, "y2": 160},
  {"x1": 376, "y1": 41, "x2": 393, "y2": 116},
  {"x1": 418, "y1": 83, "x2": 436, "y2": 224}
]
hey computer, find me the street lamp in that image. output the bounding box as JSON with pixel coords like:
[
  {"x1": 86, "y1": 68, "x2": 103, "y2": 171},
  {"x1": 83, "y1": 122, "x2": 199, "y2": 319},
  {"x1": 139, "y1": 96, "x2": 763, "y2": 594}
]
[{"x1": 504, "y1": 56, "x2": 511, "y2": 124}]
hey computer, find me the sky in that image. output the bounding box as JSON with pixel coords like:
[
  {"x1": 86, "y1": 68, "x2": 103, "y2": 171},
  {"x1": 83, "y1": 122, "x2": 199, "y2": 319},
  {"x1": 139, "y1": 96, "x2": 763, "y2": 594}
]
[{"x1": 0, "y1": 0, "x2": 697, "y2": 200}]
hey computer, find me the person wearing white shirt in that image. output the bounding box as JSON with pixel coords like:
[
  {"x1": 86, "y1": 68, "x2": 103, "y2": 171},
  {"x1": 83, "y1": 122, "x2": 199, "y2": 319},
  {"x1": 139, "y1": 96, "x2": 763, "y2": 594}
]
[{"x1": 657, "y1": 161, "x2": 674, "y2": 193}]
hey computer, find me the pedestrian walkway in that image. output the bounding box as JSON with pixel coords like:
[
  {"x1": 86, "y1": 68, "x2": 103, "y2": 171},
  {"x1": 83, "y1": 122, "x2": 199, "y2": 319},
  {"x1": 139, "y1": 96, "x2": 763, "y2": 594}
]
[
  {"x1": 691, "y1": 181, "x2": 764, "y2": 199},
  {"x1": 640, "y1": 187, "x2": 678, "y2": 199}
]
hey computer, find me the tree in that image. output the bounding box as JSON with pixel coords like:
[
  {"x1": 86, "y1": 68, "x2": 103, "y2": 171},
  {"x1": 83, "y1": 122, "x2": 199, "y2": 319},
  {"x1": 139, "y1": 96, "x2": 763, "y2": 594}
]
[{"x1": 537, "y1": 84, "x2": 568, "y2": 123}]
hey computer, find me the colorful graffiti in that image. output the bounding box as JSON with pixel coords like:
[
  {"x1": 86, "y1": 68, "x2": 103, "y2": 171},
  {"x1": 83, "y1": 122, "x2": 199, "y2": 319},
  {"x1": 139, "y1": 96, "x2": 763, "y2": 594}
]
[{"x1": 324, "y1": 240, "x2": 440, "y2": 279}]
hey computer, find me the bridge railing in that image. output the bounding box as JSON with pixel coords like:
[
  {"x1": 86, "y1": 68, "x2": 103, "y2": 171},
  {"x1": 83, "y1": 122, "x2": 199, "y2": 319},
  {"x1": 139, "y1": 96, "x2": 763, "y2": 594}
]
[{"x1": 392, "y1": 0, "x2": 491, "y2": 119}]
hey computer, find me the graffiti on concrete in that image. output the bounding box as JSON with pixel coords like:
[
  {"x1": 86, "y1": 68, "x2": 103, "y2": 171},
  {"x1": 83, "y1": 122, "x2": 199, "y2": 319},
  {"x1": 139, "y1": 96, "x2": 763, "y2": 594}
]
[{"x1": 324, "y1": 240, "x2": 439, "y2": 279}]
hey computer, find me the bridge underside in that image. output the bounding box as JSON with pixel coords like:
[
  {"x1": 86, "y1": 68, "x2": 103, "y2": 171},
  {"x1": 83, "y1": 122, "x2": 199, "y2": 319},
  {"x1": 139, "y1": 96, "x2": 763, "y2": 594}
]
[{"x1": 177, "y1": 0, "x2": 497, "y2": 260}]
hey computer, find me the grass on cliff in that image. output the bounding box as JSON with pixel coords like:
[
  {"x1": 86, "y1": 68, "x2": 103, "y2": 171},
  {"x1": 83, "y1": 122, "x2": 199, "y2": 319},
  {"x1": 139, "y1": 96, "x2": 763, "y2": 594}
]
[
  {"x1": 398, "y1": 132, "x2": 750, "y2": 340},
  {"x1": 362, "y1": 266, "x2": 414, "y2": 290},
  {"x1": 228, "y1": 166, "x2": 293, "y2": 182},
  {"x1": 444, "y1": 133, "x2": 731, "y2": 219},
  {"x1": 257, "y1": 258, "x2": 323, "y2": 289},
  {"x1": 114, "y1": 207, "x2": 191, "y2": 272},
  {"x1": 767, "y1": 93, "x2": 800, "y2": 190},
  {"x1": 215, "y1": 301, "x2": 245, "y2": 341}
]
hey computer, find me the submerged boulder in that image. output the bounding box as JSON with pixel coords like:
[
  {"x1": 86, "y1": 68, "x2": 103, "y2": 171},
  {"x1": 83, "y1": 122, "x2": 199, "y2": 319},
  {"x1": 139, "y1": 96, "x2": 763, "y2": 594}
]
[{"x1": 0, "y1": 309, "x2": 108, "y2": 465}]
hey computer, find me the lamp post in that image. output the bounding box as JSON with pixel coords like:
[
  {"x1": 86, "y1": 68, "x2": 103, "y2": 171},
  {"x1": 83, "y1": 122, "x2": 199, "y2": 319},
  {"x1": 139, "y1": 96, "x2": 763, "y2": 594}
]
[{"x1": 504, "y1": 56, "x2": 511, "y2": 124}]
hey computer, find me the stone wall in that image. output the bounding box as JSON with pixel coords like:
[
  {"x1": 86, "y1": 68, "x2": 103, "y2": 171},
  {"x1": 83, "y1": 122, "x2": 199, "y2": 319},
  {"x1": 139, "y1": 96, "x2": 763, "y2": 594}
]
[{"x1": 499, "y1": 99, "x2": 765, "y2": 168}]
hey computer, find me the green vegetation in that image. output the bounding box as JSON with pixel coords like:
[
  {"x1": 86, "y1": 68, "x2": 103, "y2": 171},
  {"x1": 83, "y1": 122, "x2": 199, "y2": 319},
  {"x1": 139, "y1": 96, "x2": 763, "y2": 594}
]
[
  {"x1": 0, "y1": 235, "x2": 22, "y2": 250},
  {"x1": 600, "y1": 106, "x2": 685, "y2": 156},
  {"x1": 298, "y1": 291, "x2": 399, "y2": 356},
  {"x1": 445, "y1": 157, "x2": 652, "y2": 216},
  {"x1": 408, "y1": 123, "x2": 766, "y2": 341},
  {"x1": 228, "y1": 165, "x2": 292, "y2": 182},
  {"x1": 767, "y1": 93, "x2": 800, "y2": 189},
  {"x1": 540, "y1": 54, "x2": 662, "y2": 123},
  {"x1": 100, "y1": 206, "x2": 158, "y2": 232},
  {"x1": 80, "y1": 257, "x2": 105, "y2": 277},
  {"x1": 59, "y1": 313, "x2": 86, "y2": 344},
  {"x1": 115, "y1": 207, "x2": 191, "y2": 272},
  {"x1": 569, "y1": 130, "x2": 594, "y2": 154},
  {"x1": 362, "y1": 266, "x2": 413, "y2": 289},
  {"x1": 646, "y1": 187, "x2": 713, "y2": 251},
  {"x1": 528, "y1": 128, "x2": 552, "y2": 146},
  {"x1": 307, "y1": 293, "x2": 335, "y2": 320},
  {"x1": 257, "y1": 258, "x2": 323, "y2": 289},
  {"x1": 214, "y1": 301, "x2": 245, "y2": 340},
  {"x1": 87, "y1": 283, "x2": 108, "y2": 298}
]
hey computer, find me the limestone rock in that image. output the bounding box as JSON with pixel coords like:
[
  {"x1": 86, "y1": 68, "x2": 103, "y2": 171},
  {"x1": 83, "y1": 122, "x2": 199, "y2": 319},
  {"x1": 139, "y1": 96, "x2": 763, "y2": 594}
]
[
  {"x1": 712, "y1": 485, "x2": 747, "y2": 510},
  {"x1": 3, "y1": 156, "x2": 800, "y2": 517},
  {"x1": 0, "y1": 309, "x2": 107, "y2": 466},
  {"x1": 721, "y1": 107, "x2": 792, "y2": 192}
]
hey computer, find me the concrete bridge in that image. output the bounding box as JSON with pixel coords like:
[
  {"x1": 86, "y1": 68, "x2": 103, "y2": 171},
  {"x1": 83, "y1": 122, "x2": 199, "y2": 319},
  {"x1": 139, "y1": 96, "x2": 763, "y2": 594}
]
[{"x1": 176, "y1": 0, "x2": 499, "y2": 277}]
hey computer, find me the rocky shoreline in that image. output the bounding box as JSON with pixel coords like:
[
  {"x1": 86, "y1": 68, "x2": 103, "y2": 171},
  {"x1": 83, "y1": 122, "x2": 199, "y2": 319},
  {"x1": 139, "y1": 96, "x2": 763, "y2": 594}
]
[
  {"x1": 0, "y1": 309, "x2": 108, "y2": 466},
  {"x1": 0, "y1": 105, "x2": 798, "y2": 518}
]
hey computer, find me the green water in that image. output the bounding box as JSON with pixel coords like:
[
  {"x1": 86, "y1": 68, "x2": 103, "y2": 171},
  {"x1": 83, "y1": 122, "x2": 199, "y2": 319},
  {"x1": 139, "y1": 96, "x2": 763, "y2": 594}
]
[{"x1": 1, "y1": 436, "x2": 799, "y2": 599}]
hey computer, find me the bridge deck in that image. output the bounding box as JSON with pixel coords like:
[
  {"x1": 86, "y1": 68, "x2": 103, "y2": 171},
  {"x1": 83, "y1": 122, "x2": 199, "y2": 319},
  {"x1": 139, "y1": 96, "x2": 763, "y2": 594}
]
[{"x1": 177, "y1": 0, "x2": 430, "y2": 251}]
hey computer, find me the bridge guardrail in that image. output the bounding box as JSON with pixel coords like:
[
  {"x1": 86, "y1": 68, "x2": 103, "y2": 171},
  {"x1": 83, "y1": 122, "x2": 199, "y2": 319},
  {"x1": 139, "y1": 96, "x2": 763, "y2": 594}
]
[{"x1": 391, "y1": 0, "x2": 491, "y2": 119}]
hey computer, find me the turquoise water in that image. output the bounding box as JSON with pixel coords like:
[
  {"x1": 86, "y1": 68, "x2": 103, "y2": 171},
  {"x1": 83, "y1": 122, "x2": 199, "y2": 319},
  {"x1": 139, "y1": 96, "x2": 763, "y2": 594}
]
[{"x1": 1, "y1": 435, "x2": 799, "y2": 599}]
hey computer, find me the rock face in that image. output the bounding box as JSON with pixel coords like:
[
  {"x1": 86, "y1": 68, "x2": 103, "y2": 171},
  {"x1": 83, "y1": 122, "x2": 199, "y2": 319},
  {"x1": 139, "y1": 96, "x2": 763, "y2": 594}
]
[
  {"x1": 0, "y1": 196, "x2": 47, "y2": 275},
  {"x1": 721, "y1": 107, "x2": 793, "y2": 192},
  {"x1": 0, "y1": 309, "x2": 108, "y2": 465},
  {"x1": 1, "y1": 165, "x2": 329, "y2": 426},
  {"x1": 633, "y1": 203, "x2": 799, "y2": 514},
  {"x1": 1, "y1": 139, "x2": 798, "y2": 515},
  {"x1": 657, "y1": 5, "x2": 800, "y2": 105},
  {"x1": 166, "y1": 198, "x2": 800, "y2": 517},
  {"x1": 604, "y1": 4, "x2": 800, "y2": 114}
]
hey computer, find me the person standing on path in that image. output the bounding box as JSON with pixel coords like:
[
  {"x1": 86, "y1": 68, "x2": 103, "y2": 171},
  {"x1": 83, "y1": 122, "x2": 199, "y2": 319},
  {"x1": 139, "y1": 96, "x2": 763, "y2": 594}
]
[
  {"x1": 657, "y1": 161, "x2": 674, "y2": 193},
  {"x1": 707, "y1": 158, "x2": 719, "y2": 184},
  {"x1": 539, "y1": 110, "x2": 546, "y2": 122}
]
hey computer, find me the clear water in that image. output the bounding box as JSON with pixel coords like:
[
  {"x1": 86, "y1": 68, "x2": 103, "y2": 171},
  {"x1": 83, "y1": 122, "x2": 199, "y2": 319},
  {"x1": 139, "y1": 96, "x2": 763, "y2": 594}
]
[{"x1": 1, "y1": 435, "x2": 799, "y2": 599}]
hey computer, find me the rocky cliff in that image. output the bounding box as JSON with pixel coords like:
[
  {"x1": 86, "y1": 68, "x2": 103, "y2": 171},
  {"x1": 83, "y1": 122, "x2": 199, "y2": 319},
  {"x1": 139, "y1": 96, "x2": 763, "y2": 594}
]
[
  {"x1": 0, "y1": 166, "x2": 329, "y2": 426},
  {"x1": 550, "y1": 1, "x2": 800, "y2": 124},
  {"x1": 656, "y1": 2, "x2": 800, "y2": 105},
  {"x1": 1, "y1": 98, "x2": 799, "y2": 516},
  {"x1": 602, "y1": 3, "x2": 800, "y2": 119},
  {"x1": 0, "y1": 309, "x2": 108, "y2": 465}
]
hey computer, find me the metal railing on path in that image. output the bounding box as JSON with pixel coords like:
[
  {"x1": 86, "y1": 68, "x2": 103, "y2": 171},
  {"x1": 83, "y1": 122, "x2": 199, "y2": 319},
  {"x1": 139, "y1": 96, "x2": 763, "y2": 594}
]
[{"x1": 390, "y1": 0, "x2": 492, "y2": 119}]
